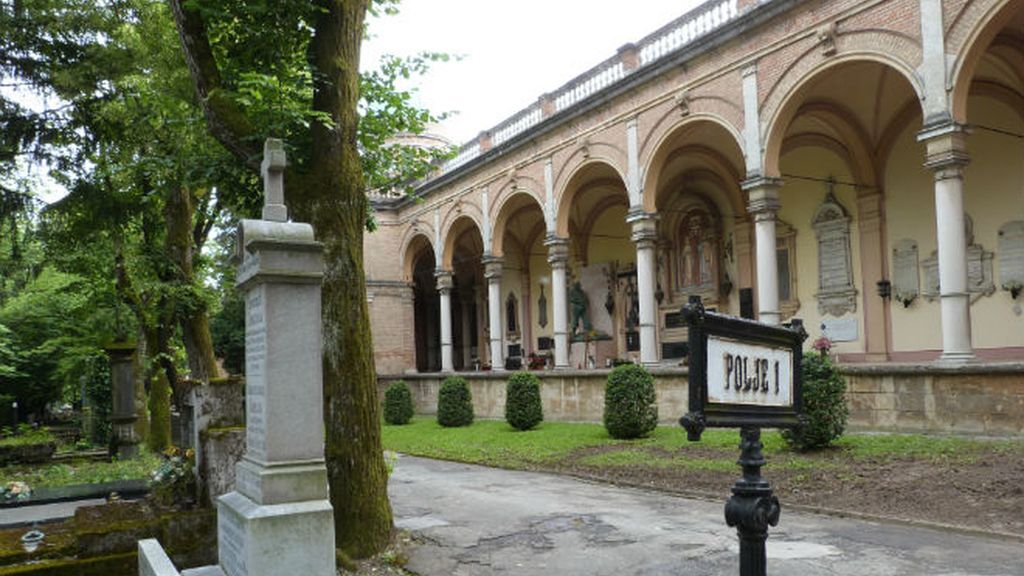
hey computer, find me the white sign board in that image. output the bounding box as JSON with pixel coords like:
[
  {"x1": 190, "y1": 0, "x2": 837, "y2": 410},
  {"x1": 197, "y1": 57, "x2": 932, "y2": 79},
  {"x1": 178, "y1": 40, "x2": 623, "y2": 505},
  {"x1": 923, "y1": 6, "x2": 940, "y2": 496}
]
[{"x1": 706, "y1": 335, "x2": 794, "y2": 408}]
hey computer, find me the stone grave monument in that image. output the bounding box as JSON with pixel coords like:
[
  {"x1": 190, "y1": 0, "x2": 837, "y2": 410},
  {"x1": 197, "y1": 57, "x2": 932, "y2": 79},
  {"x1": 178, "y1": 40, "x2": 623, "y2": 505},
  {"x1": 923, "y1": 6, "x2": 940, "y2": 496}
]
[{"x1": 139, "y1": 138, "x2": 335, "y2": 576}]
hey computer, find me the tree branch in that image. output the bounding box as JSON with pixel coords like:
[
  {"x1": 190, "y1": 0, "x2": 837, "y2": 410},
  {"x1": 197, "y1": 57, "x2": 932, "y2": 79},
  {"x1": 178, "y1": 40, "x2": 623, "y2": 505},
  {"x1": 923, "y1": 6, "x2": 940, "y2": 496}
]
[{"x1": 167, "y1": 0, "x2": 261, "y2": 171}]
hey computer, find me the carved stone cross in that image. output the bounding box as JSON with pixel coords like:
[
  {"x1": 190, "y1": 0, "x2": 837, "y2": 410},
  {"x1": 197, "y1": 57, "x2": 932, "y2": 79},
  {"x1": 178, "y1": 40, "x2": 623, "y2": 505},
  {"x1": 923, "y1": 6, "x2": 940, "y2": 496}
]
[{"x1": 261, "y1": 138, "x2": 288, "y2": 222}]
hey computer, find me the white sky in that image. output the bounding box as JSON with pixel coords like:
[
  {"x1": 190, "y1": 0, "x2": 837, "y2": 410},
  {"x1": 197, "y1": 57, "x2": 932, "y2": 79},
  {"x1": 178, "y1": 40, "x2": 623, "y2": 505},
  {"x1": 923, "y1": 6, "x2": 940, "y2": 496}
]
[{"x1": 361, "y1": 0, "x2": 703, "y2": 145}]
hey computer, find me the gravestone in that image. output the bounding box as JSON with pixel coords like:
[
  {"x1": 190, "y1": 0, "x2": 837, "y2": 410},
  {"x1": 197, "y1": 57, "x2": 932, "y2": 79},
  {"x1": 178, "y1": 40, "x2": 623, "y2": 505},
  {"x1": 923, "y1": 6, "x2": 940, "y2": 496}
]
[
  {"x1": 138, "y1": 139, "x2": 335, "y2": 576},
  {"x1": 106, "y1": 343, "x2": 139, "y2": 459}
]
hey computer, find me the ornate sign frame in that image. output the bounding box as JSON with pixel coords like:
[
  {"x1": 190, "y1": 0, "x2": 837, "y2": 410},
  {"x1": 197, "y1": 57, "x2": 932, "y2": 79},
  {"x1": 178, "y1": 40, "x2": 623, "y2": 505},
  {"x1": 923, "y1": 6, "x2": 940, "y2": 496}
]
[{"x1": 680, "y1": 296, "x2": 807, "y2": 440}]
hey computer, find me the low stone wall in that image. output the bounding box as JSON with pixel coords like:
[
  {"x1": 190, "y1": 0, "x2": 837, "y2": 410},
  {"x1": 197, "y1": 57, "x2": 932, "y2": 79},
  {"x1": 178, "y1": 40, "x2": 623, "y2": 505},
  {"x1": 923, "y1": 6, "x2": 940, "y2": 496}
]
[{"x1": 380, "y1": 362, "x2": 1024, "y2": 436}]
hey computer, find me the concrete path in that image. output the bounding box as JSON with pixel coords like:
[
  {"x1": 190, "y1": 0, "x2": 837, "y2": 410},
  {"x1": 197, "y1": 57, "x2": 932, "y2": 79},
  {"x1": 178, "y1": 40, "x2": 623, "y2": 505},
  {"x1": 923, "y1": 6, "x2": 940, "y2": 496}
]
[{"x1": 390, "y1": 456, "x2": 1024, "y2": 576}]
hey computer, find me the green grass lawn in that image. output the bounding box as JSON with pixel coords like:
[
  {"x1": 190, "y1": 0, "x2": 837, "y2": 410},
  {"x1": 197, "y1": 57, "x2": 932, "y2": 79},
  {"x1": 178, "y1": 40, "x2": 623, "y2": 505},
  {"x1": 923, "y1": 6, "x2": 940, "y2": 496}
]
[
  {"x1": 0, "y1": 450, "x2": 161, "y2": 489},
  {"x1": 381, "y1": 417, "x2": 1023, "y2": 471}
]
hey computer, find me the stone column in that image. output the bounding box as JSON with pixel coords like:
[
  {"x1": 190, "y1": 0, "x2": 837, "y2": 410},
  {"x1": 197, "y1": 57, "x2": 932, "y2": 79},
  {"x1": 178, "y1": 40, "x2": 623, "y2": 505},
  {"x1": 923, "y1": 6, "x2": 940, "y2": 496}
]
[
  {"x1": 545, "y1": 236, "x2": 570, "y2": 369},
  {"x1": 436, "y1": 270, "x2": 455, "y2": 372},
  {"x1": 219, "y1": 138, "x2": 335, "y2": 576},
  {"x1": 920, "y1": 123, "x2": 974, "y2": 362},
  {"x1": 484, "y1": 256, "x2": 505, "y2": 370},
  {"x1": 744, "y1": 177, "x2": 783, "y2": 325},
  {"x1": 629, "y1": 211, "x2": 659, "y2": 365}
]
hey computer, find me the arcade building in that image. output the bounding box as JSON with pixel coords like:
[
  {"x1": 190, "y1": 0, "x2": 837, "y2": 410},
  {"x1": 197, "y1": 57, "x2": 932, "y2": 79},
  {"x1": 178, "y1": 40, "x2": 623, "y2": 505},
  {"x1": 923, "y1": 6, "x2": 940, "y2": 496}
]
[{"x1": 364, "y1": 0, "x2": 1024, "y2": 434}]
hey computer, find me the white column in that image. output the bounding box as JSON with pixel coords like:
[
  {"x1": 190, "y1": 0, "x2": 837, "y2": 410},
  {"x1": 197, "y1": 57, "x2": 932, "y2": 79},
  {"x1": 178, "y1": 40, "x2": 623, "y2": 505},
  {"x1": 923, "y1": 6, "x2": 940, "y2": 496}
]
[
  {"x1": 920, "y1": 124, "x2": 973, "y2": 362},
  {"x1": 744, "y1": 177, "x2": 783, "y2": 325},
  {"x1": 436, "y1": 270, "x2": 455, "y2": 372},
  {"x1": 484, "y1": 256, "x2": 505, "y2": 371},
  {"x1": 546, "y1": 237, "x2": 570, "y2": 369},
  {"x1": 629, "y1": 211, "x2": 659, "y2": 365}
]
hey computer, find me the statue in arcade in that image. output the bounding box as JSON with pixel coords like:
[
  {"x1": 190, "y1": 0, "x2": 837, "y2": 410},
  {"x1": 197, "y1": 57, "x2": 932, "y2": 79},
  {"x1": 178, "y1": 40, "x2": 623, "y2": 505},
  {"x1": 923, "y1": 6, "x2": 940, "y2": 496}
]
[{"x1": 569, "y1": 281, "x2": 592, "y2": 336}]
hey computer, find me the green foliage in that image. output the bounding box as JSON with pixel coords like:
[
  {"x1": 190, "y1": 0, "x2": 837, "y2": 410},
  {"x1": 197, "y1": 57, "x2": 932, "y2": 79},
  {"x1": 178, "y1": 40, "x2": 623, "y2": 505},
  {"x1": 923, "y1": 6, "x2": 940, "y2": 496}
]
[
  {"x1": 383, "y1": 381, "x2": 414, "y2": 425},
  {"x1": 148, "y1": 372, "x2": 172, "y2": 452},
  {"x1": 603, "y1": 364, "x2": 658, "y2": 440},
  {"x1": 437, "y1": 376, "x2": 473, "y2": 428},
  {"x1": 210, "y1": 291, "x2": 246, "y2": 376},
  {"x1": 505, "y1": 372, "x2": 543, "y2": 431},
  {"x1": 0, "y1": 427, "x2": 55, "y2": 447},
  {"x1": 782, "y1": 354, "x2": 849, "y2": 451},
  {"x1": 150, "y1": 446, "x2": 196, "y2": 507},
  {"x1": 0, "y1": 450, "x2": 161, "y2": 489}
]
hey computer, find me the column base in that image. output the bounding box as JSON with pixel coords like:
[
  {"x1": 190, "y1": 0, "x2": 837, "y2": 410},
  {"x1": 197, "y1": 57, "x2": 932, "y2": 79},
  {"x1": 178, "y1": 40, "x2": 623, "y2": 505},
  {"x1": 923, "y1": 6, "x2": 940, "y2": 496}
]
[{"x1": 936, "y1": 351, "x2": 976, "y2": 365}]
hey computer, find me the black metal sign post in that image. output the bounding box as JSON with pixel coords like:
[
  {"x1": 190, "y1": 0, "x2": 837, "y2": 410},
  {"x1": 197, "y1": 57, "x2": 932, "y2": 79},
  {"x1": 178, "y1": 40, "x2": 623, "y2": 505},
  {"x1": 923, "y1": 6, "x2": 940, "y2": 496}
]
[{"x1": 679, "y1": 296, "x2": 806, "y2": 576}]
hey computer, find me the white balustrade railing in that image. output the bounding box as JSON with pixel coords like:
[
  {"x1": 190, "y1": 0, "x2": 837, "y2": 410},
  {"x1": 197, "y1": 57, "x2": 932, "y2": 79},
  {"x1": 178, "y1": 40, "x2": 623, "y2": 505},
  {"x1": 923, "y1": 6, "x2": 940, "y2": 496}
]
[
  {"x1": 493, "y1": 107, "x2": 544, "y2": 146},
  {"x1": 419, "y1": 0, "x2": 748, "y2": 184}
]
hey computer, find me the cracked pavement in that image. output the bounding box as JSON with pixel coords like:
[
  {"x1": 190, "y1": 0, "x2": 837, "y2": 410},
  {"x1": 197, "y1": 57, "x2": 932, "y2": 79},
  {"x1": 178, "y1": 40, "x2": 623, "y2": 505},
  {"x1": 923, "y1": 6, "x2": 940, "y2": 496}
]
[{"x1": 389, "y1": 455, "x2": 1024, "y2": 576}]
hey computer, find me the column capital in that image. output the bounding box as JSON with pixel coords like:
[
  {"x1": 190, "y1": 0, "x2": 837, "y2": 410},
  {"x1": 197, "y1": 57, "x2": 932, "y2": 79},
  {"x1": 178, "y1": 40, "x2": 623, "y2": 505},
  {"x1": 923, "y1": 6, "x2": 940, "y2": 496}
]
[
  {"x1": 919, "y1": 122, "x2": 970, "y2": 173},
  {"x1": 545, "y1": 235, "x2": 570, "y2": 266},
  {"x1": 434, "y1": 269, "x2": 454, "y2": 292},
  {"x1": 482, "y1": 255, "x2": 505, "y2": 280},
  {"x1": 743, "y1": 177, "x2": 782, "y2": 217},
  {"x1": 628, "y1": 209, "x2": 659, "y2": 246}
]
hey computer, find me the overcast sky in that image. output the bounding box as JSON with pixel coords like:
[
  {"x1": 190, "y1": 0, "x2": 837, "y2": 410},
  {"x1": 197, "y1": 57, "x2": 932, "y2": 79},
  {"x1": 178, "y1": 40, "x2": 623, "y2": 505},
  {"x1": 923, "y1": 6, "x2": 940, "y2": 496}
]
[{"x1": 361, "y1": 0, "x2": 704, "y2": 145}]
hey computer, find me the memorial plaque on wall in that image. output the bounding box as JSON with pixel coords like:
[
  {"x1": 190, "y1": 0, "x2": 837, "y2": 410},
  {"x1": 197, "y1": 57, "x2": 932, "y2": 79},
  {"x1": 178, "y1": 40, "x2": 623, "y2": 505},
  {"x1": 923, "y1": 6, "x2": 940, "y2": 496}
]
[
  {"x1": 998, "y1": 221, "x2": 1024, "y2": 288},
  {"x1": 812, "y1": 191, "x2": 857, "y2": 317},
  {"x1": 892, "y1": 239, "x2": 919, "y2": 306}
]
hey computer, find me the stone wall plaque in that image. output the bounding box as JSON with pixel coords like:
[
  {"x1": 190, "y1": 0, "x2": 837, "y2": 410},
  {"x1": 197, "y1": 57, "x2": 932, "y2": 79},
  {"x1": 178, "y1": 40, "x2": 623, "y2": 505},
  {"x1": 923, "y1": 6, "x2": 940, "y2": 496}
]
[
  {"x1": 998, "y1": 221, "x2": 1024, "y2": 292},
  {"x1": 812, "y1": 189, "x2": 857, "y2": 317},
  {"x1": 820, "y1": 317, "x2": 858, "y2": 342},
  {"x1": 921, "y1": 247, "x2": 995, "y2": 300},
  {"x1": 891, "y1": 239, "x2": 919, "y2": 306}
]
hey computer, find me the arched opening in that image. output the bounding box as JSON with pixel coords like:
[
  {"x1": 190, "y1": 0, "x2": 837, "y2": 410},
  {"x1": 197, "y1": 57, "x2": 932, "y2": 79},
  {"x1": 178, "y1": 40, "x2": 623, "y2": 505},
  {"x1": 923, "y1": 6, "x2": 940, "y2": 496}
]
[
  {"x1": 407, "y1": 237, "x2": 441, "y2": 372},
  {"x1": 767, "y1": 59, "x2": 921, "y2": 361},
  {"x1": 948, "y1": 4, "x2": 1024, "y2": 356},
  {"x1": 492, "y1": 191, "x2": 549, "y2": 369},
  {"x1": 556, "y1": 161, "x2": 634, "y2": 367},
  {"x1": 646, "y1": 119, "x2": 747, "y2": 360},
  {"x1": 444, "y1": 216, "x2": 485, "y2": 371}
]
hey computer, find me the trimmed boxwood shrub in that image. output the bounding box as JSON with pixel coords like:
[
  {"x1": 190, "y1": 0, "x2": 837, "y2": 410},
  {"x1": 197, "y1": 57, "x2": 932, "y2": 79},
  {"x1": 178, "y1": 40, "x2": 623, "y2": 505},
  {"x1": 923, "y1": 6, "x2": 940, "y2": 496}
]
[
  {"x1": 384, "y1": 381, "x2": 414, "y2": 425},
  {"x1": 603, "y1": 364, "x2": 658, "y2": 439},
  {"x1": 782, "y1": 353, "x2": 849, "y2": 451},
  {"x1": 437, "y1": 376, "x2": 474, "y2": 427},
  {"x1": 505, "y1": 372, "x2": 543, "y2": 431}
]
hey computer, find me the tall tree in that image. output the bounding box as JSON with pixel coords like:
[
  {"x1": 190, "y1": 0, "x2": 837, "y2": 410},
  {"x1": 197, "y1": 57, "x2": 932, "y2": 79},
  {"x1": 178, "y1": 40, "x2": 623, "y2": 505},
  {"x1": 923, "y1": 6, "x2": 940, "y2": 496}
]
[{"x1": 168, "y1": 0, "x2": 448, "y2": 556}]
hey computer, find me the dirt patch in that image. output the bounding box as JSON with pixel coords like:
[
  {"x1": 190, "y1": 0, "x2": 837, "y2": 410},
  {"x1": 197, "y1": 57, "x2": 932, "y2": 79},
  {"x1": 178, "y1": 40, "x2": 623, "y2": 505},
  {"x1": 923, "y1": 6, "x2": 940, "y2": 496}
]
[{"x1": 544, "y1": 443, "x2": 1024, "y2": 537}]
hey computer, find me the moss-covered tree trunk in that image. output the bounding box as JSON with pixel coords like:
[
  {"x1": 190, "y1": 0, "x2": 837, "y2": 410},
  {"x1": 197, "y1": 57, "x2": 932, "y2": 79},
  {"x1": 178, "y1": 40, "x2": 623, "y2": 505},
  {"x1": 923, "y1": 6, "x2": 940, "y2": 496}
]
[
  {"x1": 291, "y1": 0, "x2": 393, "y2": 557},
  {"x1": 164, "y1": 185, "x2": 220, "y2": 383}
]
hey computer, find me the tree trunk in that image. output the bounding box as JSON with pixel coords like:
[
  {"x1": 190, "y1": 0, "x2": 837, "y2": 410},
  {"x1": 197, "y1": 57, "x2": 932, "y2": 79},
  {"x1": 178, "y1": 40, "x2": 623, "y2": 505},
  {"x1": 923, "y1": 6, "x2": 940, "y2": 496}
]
[
  {"x1": 292, "y1": 0, "x2": 393, "y2": 558},
  {"x1": 165, "y1": 185, "x2": 220, "y2": 382}
]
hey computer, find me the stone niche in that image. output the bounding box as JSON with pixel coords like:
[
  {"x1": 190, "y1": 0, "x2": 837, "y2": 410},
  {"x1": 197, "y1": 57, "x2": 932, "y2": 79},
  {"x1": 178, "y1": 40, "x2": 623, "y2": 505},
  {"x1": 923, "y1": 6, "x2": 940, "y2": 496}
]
[
  {"x1": 812, "y1": 190, "x2": 857, "y2": 317},
  {"x1": 921, "y1": 215, "x2": 995, "y2": 300}
]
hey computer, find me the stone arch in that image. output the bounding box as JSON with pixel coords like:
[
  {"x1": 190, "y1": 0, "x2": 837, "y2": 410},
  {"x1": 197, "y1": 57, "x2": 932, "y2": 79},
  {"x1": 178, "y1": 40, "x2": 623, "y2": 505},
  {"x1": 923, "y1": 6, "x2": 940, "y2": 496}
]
[
  {"x1": 400, "y1": 230, "x2": 437, "y2": 281},
  {"x1": 779, "y1": 102, "x2": 878, "y2": 190},
  {"x1": 640, "y1": 114, "x2": 747, "y2": 210},
  {"x1": 641, "y1": 112, "x2": 746, "y2": 180},
  {"x1": 554, "y1": 158, "x2": 629, "y2": 238},
  {"x1": 491, "y1": 189, "x2": 546, "y2": 258},
  {"x1": 762, "y1": 53, "x2": 925, "y2": 178},
  {"x1": 950, "y1": 0, "x2": 1024, "y2": 123},
  {"x1": 440, "y1": 211, "x2": 484, "y2": 270}
]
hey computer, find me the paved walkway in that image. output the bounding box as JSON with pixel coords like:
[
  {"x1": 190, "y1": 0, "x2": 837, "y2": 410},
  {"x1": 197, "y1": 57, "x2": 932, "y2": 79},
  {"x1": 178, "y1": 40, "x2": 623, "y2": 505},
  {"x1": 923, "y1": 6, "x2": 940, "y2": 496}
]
[{"x1": 390, "y1": 456, "x2": 1024, "y2": 576}]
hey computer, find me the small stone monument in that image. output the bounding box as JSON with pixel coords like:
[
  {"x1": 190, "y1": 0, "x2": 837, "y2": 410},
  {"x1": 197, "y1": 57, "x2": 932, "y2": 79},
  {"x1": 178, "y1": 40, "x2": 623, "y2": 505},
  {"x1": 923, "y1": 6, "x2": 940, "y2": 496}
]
[
  {"x1": 139, "y1": 138, "x2": 335, "y2": 576},
  {"x1": 106, "y1": 343, "x2": 139, "y2": 459}
]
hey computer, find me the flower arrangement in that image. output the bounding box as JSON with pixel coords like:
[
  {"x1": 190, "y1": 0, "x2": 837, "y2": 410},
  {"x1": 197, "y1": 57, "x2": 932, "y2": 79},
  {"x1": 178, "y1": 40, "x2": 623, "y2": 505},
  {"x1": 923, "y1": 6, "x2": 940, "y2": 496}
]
[
  {"x1": 2, "y1": 481, "x2": 31, "y2": 502},
  {"x1": 150, "y1": 446, "x2": 196, "y2": 508},
  {"x1": 812, "y1": 336, "x2": 832, "y2": 356}
]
